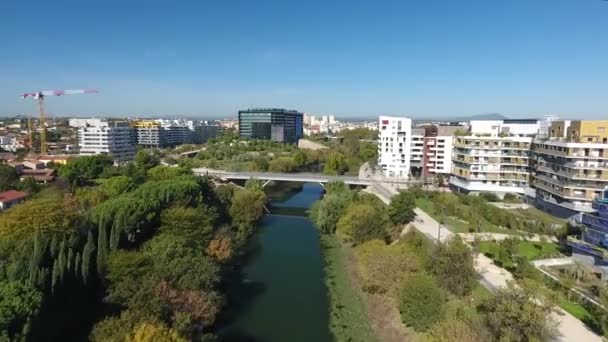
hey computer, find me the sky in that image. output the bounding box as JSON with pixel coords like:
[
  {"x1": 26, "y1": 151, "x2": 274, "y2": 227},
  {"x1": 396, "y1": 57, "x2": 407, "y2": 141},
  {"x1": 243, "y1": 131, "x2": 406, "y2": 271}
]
[{"x1": 0, "y1": 0, "x2": 607, "y2": 119}]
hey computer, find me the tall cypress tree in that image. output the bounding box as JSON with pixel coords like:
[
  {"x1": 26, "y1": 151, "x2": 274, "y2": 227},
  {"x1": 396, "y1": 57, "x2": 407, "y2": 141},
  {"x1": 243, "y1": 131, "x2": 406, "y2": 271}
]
[
  {"x1": 49, "y1": 235, "x2": 59, "y2": 259},
  {"x1": 67, "y1": 248, "x2": 74, "y2": 273},
  {"x1": 97, "y1": 224, "x2": 108, "y2": 276},
  {"x1": 51, "y1": 259, "x2": 59, "y2": 292},
  {"x1": 74, "y1": 252, "x2": 81, "y2": 281},
  {"x1": 82, "y1": 231, "x2": 96, "y2": 284},
  {"x1": 28, "y1": 231, "x2": 44, "y2": 288},
  {"x1": 57, "y1": 239, "x2": 67, "y2": 283}
]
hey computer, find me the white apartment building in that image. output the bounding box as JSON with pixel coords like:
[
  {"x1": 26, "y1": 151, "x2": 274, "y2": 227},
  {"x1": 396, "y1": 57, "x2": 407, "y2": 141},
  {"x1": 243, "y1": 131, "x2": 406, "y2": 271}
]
[
  {"x1": 450, "y1": 119, "x2": 540, "y2": 196},
  {"x1": 77, "y1": 119, "x2": 135, "y2": 162},
  {"x1": 378, "y1": 116, "x2": 412, "y2": 178}
]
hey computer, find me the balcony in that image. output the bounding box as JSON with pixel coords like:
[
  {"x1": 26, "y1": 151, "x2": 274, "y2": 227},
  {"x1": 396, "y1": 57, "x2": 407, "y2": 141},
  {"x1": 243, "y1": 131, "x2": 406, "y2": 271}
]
[{"x1": 582, "y1": 213, "x2": 608, "y2": 233}]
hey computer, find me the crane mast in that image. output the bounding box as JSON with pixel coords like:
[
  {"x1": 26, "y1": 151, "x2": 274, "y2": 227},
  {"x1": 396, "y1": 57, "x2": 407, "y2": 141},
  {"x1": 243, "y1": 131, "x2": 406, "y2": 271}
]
[{"x1": 20, "y1": 89, "x2": 98, "y2": 154}]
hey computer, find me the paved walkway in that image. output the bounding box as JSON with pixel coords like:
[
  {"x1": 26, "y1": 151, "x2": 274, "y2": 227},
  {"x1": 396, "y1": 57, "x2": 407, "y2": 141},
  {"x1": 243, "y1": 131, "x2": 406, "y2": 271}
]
[{"x1": 409, "y1": 207, "x2": 602, "y2": 342}]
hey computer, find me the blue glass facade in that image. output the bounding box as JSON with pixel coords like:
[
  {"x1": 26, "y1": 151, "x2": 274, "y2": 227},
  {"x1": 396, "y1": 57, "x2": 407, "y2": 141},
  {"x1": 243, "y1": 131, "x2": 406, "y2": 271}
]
[
  {"x1": 569, "y1": 187, "x2": 608, "y2": 260},
  {"x1": 238, "y1": 108, "x2": 303, "y2": 143}
]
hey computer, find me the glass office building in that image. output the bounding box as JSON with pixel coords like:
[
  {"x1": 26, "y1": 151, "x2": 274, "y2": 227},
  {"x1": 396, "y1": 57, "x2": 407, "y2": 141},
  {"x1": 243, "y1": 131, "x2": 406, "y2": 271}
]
[{"x1": 238, "y1": 108, "x2": 304, "y2": 143}]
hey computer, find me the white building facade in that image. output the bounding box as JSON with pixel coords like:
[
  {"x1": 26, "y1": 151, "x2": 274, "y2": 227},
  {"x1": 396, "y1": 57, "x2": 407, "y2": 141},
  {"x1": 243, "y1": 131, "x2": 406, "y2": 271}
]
[
  {"x1": 450, "y1": 119, "x2": 540, "y2": 196},
  {"x1": 77, "y1": 119, "x2": 136, "y2": 162},
  {"x1": 378, "y1": 116, "x2": 412, "y2": 178}
]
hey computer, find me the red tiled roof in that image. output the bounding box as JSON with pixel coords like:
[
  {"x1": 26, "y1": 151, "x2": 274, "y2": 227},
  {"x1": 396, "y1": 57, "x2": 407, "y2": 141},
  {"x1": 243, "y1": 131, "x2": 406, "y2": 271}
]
[{"x1": 0, "y1": 190, "x2": 27, "y2": 203}]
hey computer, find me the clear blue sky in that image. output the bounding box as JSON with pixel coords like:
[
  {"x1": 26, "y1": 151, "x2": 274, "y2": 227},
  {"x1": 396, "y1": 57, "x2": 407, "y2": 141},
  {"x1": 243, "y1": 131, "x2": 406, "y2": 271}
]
[{"x1": 1, "y1": 0, "x2": 607, "y2": 119}]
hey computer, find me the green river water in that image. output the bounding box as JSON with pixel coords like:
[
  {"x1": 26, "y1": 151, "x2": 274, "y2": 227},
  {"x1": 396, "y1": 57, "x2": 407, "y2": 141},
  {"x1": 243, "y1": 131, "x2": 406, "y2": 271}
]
[{"x1": 220, "y1": 183, "x2": 332, "y2": 342}]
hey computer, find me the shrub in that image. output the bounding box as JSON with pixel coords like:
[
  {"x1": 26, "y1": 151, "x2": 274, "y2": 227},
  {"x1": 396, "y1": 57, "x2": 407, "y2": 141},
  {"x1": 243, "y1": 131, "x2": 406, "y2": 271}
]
[{"x1": 398, "y1": 273, "x2": 444, "y2": 332}]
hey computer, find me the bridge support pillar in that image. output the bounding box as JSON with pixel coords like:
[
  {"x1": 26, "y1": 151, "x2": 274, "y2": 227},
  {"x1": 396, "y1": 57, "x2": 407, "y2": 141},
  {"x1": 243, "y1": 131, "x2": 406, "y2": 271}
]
[
  {"x1": 318, "y1": 182, "x2": 325, "y2": 188},
  {"x1": 262, "y1": 180, "x2": 272, "y2": 188}
]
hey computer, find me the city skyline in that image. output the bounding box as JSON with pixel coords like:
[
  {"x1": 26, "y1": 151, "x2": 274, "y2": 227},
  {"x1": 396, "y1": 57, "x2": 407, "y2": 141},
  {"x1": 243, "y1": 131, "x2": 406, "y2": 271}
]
[{"x1": 1, "y1": 0, "x2": 607, "y2": 118}]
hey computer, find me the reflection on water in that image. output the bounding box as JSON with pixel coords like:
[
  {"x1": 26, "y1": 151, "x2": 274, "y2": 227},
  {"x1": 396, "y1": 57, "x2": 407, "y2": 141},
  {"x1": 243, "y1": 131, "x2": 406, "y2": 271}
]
[{"x1": 219, "y1": 183, "x2": 331, "y2": 342}]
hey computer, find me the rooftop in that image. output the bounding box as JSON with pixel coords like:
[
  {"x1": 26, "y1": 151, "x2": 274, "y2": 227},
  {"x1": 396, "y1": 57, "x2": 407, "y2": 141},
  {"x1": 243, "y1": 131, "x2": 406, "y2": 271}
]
[{"x1": 0, "y1": 190, "x2": 27, "y2": 203}]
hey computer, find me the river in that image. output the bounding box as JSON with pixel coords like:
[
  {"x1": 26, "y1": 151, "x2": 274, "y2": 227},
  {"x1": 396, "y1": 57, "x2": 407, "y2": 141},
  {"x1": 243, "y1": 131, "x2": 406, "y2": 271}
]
[{"x1": 220, "y1": 183, "x2": 332, "y2": 342}]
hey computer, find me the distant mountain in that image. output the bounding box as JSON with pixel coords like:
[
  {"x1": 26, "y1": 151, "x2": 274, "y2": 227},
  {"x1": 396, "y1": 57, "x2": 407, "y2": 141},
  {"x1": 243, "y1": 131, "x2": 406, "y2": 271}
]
[{"x1": 468, "y1": 113, "x2": 508, "y2": 120}]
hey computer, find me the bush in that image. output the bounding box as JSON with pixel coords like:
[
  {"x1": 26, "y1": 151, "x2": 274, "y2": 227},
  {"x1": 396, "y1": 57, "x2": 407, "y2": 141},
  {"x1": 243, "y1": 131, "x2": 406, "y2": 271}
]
[
  {"x1": 478, "y1": 193, "x2": 499, "y2": 202},
  {"x1": 398, "y1": 273, "x2": 444, "y2": 332}
]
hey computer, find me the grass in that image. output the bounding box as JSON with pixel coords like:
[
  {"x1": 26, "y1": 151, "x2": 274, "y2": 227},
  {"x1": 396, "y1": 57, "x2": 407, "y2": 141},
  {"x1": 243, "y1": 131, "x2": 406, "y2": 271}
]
[
  {"x1": 559, "y1": 299, "x2": 595, "y2": 322},
  {"x1": 478, "y1": 240, "x2": 561, "y2": 263},
  {"x1": 416, "y1": 197, "x2": 520, "y2": 235},
  {"x1": 320, "y1": 234, "x2": 377, "y2": 342}
]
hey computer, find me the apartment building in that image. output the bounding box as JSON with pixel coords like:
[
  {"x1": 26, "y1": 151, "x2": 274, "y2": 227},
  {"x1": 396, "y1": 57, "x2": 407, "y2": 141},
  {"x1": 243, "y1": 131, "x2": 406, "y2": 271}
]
[
  {"x1": 450, "y1": 119, "x2": 539, "y2": 196},
  {"x1": 409, "y1": 125, "x2": 460, "y2": 178},
  {"x1": 133, "y1": 120, "x2": 191, "y2": 148},
  {"x1": 378, "y1": 116, "x2": 412, "y2": 178},
  {"x1": 532, "y1": 120, "x2": 608, "y2": 217},
  {"x1": 77, "y1": 119, "x2": 135, "y2": 162}
]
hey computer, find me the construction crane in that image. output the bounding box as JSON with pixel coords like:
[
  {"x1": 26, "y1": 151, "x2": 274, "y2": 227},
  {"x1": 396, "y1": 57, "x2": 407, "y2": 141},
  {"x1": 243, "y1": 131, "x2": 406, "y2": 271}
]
[{"x1": 20, "y1": 89, "x2": 98, "y2": 154}]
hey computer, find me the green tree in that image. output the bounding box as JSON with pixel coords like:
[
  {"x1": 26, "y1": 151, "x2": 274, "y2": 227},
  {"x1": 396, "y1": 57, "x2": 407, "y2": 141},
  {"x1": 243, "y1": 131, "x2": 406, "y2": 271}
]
[
  {"x1": 58, "y1": 155, "x2": 113, "y2": 187},
  {"x1": 478, "y1": 283, "x2": 557, "y2": 342},
  {"x1": 323, "y1": 151, "x2": 348, "y2": 175},
  {"x1": 293, "y1": 150, "x2": 308, "y2": 168},
  {"x1": 430, "y1": 236, "x2": 477, "y2": 297},
  {"x1": 160, "y1": 206, "x2": 216, "y2": 242},
  {"x1": 337, "y1": 204, "x2": 387, "y2": 244},
  {"x1": 229, "y1": 190, "x2": 266, "y2": 231},
  {"x1": 0, "y1": 164, "x2": 19, "y2": 191},
  {"x1": 387, "y1": 191, "x2": 416, "y2": 225},
  {"x1": 244, "y1": 178, "x2": 264, "y2": 192},
  {"x1": 146, "y1": 166, "x2": 191, "y2": 181},
  {"x1": 99, "y1": 176, "x2": 137, "y2": 197},
  {"x1": 398, "y1": 273, "x2": 444, "y2": 332},
  {"x1": 126, "y1": 322, "x2": 187, "y2": 342},
  {"x1": 17, "y1": 177, "x2": 40, "y2": 194},
  {"x1": 310, "y1": 193, "x2": 352, "y2": 234},
  {"x1": 268, "y1": 157, "x2": 296, "y2": 172},
  {"x1": 82, "y1": 230, "x2": 96, "y2": 284},
  {"x1": 0, "y1": 280, "x2": 42, "y2": 341},
  {"x1": 134, "y1": 149, "x2": 160, "y2": 171}
]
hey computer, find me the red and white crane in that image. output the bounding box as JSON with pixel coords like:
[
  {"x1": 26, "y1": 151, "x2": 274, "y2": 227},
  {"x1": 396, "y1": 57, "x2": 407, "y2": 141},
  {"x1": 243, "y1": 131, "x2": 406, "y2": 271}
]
[{"x1": 20, "y1": 89, "x2": 98, "y2": 154}]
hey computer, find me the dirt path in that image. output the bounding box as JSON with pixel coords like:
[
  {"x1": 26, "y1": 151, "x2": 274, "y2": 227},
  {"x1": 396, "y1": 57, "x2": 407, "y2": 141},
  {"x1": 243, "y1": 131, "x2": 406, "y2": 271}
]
[{"x1": 341, "y1": 242, "x2": 412, "y2": 342}]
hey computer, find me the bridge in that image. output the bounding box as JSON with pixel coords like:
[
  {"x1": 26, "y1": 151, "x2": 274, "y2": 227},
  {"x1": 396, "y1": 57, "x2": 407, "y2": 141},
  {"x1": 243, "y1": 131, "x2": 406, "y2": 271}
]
[{"x1": 192, "y1": 168, "x2": 420, "y2": 187}]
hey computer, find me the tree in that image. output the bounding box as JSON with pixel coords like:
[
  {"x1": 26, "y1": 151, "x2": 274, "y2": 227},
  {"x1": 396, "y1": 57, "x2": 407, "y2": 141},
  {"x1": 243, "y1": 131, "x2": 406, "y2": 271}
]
[
  {"x1": 160, "y1": 206, "x2": 216, "y2": 243},
  {"x1": 126, "y1": 322, "x2": 187, "y2": 342},
  {"x1": 0, "y1": 280, "x2": 42, "y2": 341},
  {"x1": 82, "y1": 230, "x2": 96, "y2": 284},
  {"x1": 268, "y1": 157, "x2": 296, "y2": 172},
  {"x1": 398, "y1": 273, "x2": 444, "y2": 332},
  {"x1": 229, "y1": 190, "x2": 266, "y2": 230},
  {"x1": 58, "y1": 155, "x2": 113, "y2": 188},
  {"x1": 99, "y1": 176, "x2": 137, "y2": 197},
  {"x1": 134, "y1": 149, "x2": 160, "y2": 171},
  {"x1": 17, "y1": 177, "x2": 40, "y2": 194},
  {"x1": 428, "y1": 318, "x2": 483, "y2": 342},
  {"x1": 0, "y1": 164, "x2": 19, "y2": 191},
  {"x1": 337, "y1": 204, "x2": 387, "y2": 244},
  {"x1": 293, "y1": 150, "x2": 308, "y2": 168},
  {"x1": 147, "y1": 166, "x2": 191, "y2": 181},
  {"x1": 430, "y1": 236, "x2": 477, "y2": 297},
  {"x1": 478, "y1": 283, "x2": 557, "y2": 342},
  {"x1": 323, "y1": 151, "x2": 348, "y2": 175},
  {"x1": 311, "y1": 193, "x2": 352, "y2": 234},
  {"x1": 244, "y1": 178, "x2": 264, "y2": 192},
  {"x1": 387, "y1": 191, "x2": 416, "y2": 225}
]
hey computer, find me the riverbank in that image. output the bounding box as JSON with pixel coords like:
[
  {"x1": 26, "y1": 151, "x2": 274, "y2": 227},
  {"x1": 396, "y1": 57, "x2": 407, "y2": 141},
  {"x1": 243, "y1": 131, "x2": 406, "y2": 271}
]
[{"x1": 321, "y1": 234, "x2": 377, "y2": 342}]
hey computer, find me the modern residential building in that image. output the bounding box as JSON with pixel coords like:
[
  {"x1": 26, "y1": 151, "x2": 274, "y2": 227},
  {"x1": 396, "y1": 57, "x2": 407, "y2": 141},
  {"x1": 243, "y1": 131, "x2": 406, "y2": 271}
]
[
  {"x1": 0, "y1": 190, "x2": 27, "y2": 211},
  {"x1": 77, "y1": 119, "x2": 136, "y2": 162},
  {"x1": 132, "y1": 120, "x2": 191, "y2": 148},
  {"x1": 238, "y1": 108, "x2": 303, "y2": 143},
  {"x1": 421, "y1": 125, "x2": 461, "y2": 177},
  {"x1": 378, "y1": 116, "x2": 412, "y2": 178},
  {"x1": 192, "y1": 124, "x2": 223, "y2": 144},
  {"x1": 409, "y1": 128, "x2": 425, "y2": 177},
  {"x1": 568, "y1": 186, "x2": 608, "y2": 278},
  {"x1": 532, "y1": 120, "x2": 608, "y2": 217},
  {"x1": 450, "y1": 119, "x2": 540, "y2": 197}
]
